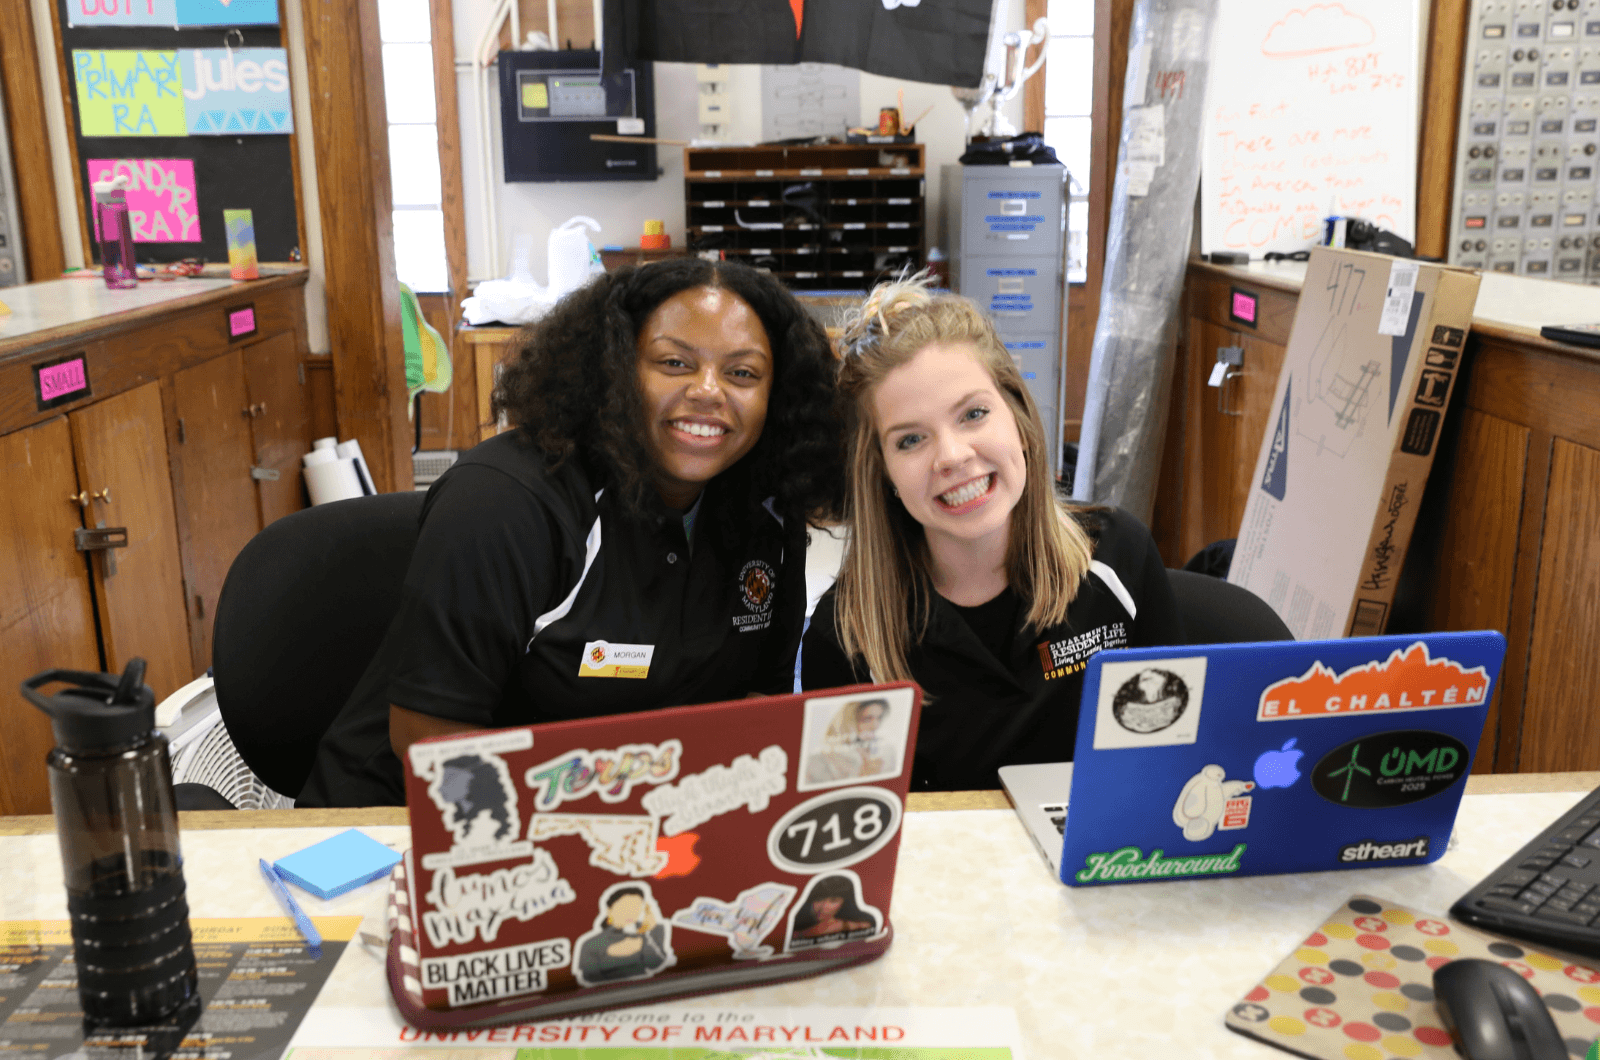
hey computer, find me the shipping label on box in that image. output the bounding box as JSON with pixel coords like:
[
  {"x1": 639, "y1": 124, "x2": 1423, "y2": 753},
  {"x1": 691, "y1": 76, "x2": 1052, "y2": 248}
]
[{"x1": 1228, "y1": 248, "x2": 1481, "y2": 639}]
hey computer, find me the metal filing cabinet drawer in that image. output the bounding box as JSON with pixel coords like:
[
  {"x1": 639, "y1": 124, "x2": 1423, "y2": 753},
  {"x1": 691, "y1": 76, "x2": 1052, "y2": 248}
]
[
  {"x1": 1000, "y1": 335, "x2": 1059, "y2": 429},
  {"x1": 948, "y1": 167, "x2": 1065, "y2": 258},
  {"x1": 955, "y1": 258, "x2": 1061, "y2": 335}
]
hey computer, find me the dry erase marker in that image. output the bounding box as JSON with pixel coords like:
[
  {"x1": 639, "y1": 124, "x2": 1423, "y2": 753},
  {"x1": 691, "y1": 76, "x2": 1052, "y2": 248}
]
[{"x1": 259, "y1": 858, "x2": 323, "y2": 959}]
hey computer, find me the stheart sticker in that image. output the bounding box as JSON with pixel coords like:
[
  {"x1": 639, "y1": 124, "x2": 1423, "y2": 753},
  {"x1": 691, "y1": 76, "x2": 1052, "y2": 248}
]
[
  {"x1": 1257, "y1": 642, "x2": 1491, "y2": 721},
  {"x1": 1092, "y1": 656, "x2": 1207, "y2": 750},
  {"x1": 1311, "y1": 730, "x2": 1470, "y2": 808}
]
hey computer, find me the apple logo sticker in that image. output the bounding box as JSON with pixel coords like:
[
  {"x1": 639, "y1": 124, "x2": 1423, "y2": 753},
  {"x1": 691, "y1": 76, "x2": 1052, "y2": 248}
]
[{"x1": 1253, "y1": 738, "x2": 1304, "y2": 789}]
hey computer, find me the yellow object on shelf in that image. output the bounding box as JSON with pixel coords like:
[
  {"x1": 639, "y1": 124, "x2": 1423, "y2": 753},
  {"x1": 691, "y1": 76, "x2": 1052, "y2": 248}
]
[
  {"x1": 0, "y1": 298, "x2": 10, "y2": 316},
  {"x1": 643, "y1": 219, "x2": 665, "y2": 235}
]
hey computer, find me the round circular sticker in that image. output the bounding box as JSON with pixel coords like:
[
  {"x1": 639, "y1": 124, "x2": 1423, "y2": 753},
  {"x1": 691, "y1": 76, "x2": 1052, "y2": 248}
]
[
  {"x1": 1310, "y1": 730, "x2": 1469, "y2": 808},
  {"x1": 767, "y1": 786, "x2": 902, "y2": 873}
]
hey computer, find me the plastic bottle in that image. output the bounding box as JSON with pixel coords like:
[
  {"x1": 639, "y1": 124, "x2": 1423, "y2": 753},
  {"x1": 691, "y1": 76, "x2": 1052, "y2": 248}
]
[
  {"x1": 92, "y1": 176, "x2": 138, "y2": 290},
  {"x1": 21, "y1": 659, "x2": 199, "y2": 1025},
  {"x1": 926, "y1": 246, "x2": 950, "y2": 290}
]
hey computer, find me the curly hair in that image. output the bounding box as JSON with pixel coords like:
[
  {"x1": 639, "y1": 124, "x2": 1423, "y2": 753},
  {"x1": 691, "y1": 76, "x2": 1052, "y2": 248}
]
[{"x1": 492, "y1": 259, "x2": 842, "y2": 524}]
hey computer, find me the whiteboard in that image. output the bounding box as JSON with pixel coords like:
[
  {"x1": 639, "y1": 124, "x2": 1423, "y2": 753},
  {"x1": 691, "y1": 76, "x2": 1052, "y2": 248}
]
[{"x1": 1200, "y1": 0, "x2": 1417, "y2": 256}]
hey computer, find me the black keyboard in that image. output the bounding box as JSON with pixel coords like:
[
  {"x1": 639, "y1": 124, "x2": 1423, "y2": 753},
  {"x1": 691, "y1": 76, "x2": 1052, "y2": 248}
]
[{"x1": 1450, "y1": 782, "x2": 1600, "y2": 957}]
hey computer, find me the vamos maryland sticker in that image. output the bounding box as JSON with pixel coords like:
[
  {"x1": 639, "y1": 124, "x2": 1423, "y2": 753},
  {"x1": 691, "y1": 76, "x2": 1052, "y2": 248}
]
[
  {"x1": 1311, "y1": 730, "x2": 1470, "y2": 808},
  {"x1": 1257, "y1": 641, "x2": 1490, "y2": 721},
  {"x1": 1074, "y1": 843, "x2": 1246, "y2": 884}
]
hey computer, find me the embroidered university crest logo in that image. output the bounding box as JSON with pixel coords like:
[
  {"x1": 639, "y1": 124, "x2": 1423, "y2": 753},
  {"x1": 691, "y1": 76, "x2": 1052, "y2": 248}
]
[{"x1": 733, "y1": 560, "x2": 776, "y2": 632}]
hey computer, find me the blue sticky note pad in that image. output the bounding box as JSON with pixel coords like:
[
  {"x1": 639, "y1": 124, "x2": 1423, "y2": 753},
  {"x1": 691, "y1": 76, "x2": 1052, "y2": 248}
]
[{"x1": 273, "y1": 829, "x2": 401, "y2": 900}]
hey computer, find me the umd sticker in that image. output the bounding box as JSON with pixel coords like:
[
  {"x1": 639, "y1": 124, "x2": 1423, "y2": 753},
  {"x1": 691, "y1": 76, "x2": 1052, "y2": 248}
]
[
  {"x1": 1257, "y1": 642, "x2": 1490, "y2": 721},
  {"x1": 579, "y1": 640, "x2": 654, "y2": 679}
]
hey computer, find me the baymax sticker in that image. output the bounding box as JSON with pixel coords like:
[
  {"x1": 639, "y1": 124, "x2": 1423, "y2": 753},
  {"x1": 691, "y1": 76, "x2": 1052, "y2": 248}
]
[
  {"x1": 797, "y1": 688, "x2": 914, "y2": 791},
  {"x1": 640, "y1": 745, "x2": 788, "y2": 835},
  {"x1": 526, "y1": 813, "x2": 667, "y2": 877},
  {"x1": 670, "y1": 882, "x2": 797, "y2": 959},
  {"x1": 572, "y1": 882, "x2": 676, "y2": 987},
  {"x1": 1173, "y1": 765, "x2": 1255, "y2": 842},
  {"x1": 1093, "y1": 657, "x2": 1207, "y2": 750},
  {"x1": 409, "y1": 730, "x2": 535, "y2": 870},
  {"x1": 420, "y1": 847, "x2": 577, "y2": 947},
  {"x1": 784, "y1": 870, "x2": 883, "y2": 953}
]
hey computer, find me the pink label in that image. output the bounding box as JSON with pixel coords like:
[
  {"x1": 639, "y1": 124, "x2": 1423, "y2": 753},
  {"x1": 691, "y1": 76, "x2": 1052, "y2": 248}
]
[
  {"x1": 1231, "y1": 291, "x2": 1258, "y2": 324},
  {"x1": 86, "y1": 160, "x2": 200, "y2": 243},
  {"x1": 229, "y1": 307, "x2": 256, "y2": 336},
  {"x1": 39, "y1": 358, "x2": 89, "y2": 403}
]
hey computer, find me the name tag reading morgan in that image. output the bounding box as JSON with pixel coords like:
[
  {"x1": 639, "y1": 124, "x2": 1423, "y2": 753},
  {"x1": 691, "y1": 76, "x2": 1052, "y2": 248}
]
[{"x1": 578, "y1": 640, "x2": 654, "y2": 679}]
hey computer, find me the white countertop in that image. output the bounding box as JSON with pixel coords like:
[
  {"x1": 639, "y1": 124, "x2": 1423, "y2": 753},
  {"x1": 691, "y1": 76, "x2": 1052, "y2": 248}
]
[
  {"x1": 2, "y1": 791, "x2": 1592, "y2": 1058},
  {"x1": 1212, "y1": 259, "x2": 1600, "y2": 337},
  {"x1": 0, "y1": 276, "x2": 243, "y2": 343}
]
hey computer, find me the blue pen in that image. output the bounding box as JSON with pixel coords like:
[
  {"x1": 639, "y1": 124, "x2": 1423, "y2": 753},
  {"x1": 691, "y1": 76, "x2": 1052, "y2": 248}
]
[{"x1": 259, "y1": 858, "x2": 323, "y2": 960}]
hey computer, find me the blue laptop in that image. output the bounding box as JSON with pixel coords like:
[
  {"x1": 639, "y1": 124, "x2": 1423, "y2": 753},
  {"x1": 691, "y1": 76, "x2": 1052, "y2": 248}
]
[{"x1": 999, "y1": 631, "x2": 1507, "y2": 886}]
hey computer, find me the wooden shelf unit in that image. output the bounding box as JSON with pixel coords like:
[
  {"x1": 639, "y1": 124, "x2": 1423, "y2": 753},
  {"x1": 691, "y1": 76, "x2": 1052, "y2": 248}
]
[{"x1": 684, "y1": 143, "x2": 926, "y2": 291}]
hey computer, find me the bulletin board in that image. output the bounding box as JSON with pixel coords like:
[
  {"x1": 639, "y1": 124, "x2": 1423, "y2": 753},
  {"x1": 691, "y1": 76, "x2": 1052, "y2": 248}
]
[
  {"x1": 54, "y1": 0, "x2": 302, "y2": 266},
  {"x1": 1199, "y1": 0, "x2": 1418, "y2": 257}
]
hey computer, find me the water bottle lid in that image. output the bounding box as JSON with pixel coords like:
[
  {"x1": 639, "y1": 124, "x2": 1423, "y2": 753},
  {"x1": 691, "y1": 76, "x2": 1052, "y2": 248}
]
[{"x1": 20, "y1": 659, "x2": 156, "y2": 752}]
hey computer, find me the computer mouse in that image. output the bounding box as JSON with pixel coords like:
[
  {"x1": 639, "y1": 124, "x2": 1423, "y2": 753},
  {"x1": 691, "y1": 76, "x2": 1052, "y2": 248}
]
[{"x1": 1433, "y1": 958, "x2": 1567, "y2": 1060}]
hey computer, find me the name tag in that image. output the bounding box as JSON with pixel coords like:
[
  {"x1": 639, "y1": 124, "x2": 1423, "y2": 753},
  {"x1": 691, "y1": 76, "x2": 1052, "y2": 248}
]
[{"x1": 579, "y1": 641, "x2": 654, "y2": 679}]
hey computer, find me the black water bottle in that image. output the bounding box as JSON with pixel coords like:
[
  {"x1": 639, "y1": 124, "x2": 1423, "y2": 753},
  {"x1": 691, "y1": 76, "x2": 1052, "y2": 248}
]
[{"x1": 21, "y1": 659, "x2": 199, "y2": 1025}]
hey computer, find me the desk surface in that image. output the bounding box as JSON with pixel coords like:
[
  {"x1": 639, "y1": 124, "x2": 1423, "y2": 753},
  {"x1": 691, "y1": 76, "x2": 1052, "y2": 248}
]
[{"x1": 3, "y1": 774, "x2": 1598, "y2": 1058}]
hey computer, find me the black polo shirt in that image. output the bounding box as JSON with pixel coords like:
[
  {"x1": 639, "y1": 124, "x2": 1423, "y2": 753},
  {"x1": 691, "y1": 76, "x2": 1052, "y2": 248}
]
[
  {"x1": 299, "y1": 430, "x2": 805, "y2": 807},
  {"x1": 801, "y1": 507, "x2": 1182, "y2": 791}
]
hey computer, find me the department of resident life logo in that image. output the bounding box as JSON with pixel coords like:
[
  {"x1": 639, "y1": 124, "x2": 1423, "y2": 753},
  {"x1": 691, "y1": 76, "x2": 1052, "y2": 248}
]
[
  {"x1": 1075, "y1": 843, "x2": 1246, "y2": 883},
  {"x1": 733, "y1": 560, "x2": 776, "y2": 632}
]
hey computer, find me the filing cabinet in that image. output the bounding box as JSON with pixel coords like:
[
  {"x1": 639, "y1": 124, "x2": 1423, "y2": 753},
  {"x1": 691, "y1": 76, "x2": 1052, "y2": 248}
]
[
  {"x1": 942, "y1": 164, "x2": 1068, "y2": 475},
  {"x1": 0, "y1": 75, "x2": 25, "y2": 287}
]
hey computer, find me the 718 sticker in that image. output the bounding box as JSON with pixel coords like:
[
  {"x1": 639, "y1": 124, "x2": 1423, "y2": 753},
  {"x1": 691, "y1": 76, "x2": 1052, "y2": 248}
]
[{"x1": 766, "y1": 786, "x2": 902, "y2": 874}]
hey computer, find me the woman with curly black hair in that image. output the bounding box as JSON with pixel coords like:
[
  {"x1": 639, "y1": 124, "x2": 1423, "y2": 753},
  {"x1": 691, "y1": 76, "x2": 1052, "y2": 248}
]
[{"x1": 299, "y1": 259, "x2": 842, "y2": 807}]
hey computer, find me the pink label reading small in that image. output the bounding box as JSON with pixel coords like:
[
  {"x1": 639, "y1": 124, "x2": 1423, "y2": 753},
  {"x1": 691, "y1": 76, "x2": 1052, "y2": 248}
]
[
  {"x1": 229, "y1": 307, "x2": 256, "y2": 336},
  {"x1": 1232, "y1": 291, "x2": 1257, "y2": 323},
  {"x1": 39, "y1": 358, "x2": 88, "y2": 403}
]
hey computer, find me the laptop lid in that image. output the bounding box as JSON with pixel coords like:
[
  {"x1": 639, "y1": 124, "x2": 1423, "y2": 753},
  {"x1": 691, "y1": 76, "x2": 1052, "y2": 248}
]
[
  {"x1": 396, "y1": 682, "x2": 921, "y2": 1024},
  {"x1": 998, "y1": 762, "x2": 1073, "y2": 874},
  {"x1": 1059, "y1": 632, "x2": 1506, "y2": 887}
]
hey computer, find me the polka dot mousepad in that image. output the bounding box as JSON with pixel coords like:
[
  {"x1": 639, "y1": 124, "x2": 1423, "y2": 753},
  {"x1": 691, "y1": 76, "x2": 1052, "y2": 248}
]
[{"x1": 1226, "y1": 894, "x2": 1600, "y2": 1060}]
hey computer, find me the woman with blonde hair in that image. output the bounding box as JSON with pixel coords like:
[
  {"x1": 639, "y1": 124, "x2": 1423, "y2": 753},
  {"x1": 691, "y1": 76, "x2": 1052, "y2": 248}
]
[{"x1": 801, "y1": 276, "x2": 1181, "y2": 791}]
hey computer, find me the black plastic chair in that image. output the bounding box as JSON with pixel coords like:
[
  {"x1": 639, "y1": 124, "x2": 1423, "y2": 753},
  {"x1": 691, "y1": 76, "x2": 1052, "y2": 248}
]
[
  {"x1": 208, "y1": 491, "x2": 425, "y2": 801},
  {"x1": 1167, "y1": 568, "x2": 1293, "y2": 645}
]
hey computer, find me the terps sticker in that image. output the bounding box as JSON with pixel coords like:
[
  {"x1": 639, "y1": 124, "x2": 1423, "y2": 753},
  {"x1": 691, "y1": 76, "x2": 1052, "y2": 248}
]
[
  {"x1": 1311, "y1": 730, "x2": 1470, "y2": 807},
  {"x1": 1258, "y1": 642, "x2": 1490, "y2": 720}
]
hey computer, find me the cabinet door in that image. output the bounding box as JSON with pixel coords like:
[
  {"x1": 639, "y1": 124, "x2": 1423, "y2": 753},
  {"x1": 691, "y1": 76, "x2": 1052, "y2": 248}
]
[
  {"x1": 242, "y1": 332, "x2": 311, "y2": 527},
  {"x1": 1224, "y1": 332, "x2": 1289, "y2": 536},
  {"x1": 0, "y1": 417, "x2": 101, "y2": 815},
  {"x1": 69, "y1": 381, "x2": 195, "y2": 704},
  {"x1": 1191, "y1": 319, "x2": 1248, "y2": 552},
  {"x1": 171, "y1": 350, "x2": 262, "y2": 673}
]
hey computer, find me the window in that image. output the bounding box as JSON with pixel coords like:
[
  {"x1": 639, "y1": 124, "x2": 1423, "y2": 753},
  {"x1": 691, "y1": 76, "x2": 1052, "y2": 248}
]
[
  {"x1": 1042, "y1": 0, "x2": 1092, "y2": 281},
  {"x1": 379, "y1": 0, "x2": 449, "y2": 293}
]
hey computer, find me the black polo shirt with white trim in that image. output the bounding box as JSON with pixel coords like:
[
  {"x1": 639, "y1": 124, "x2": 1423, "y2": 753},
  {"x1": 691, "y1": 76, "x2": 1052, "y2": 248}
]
[
  {"x1": 299, "y1": 429, "x2": 805, "y2": 807},
  {"x1": 801, "y1": 507, "x2": 1182, "y2": 791}
]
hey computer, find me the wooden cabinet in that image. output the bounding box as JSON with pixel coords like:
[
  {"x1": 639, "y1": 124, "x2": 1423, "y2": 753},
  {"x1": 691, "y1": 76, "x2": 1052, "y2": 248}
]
[
  {"x1": 0, "y1": 274, "x2": 311, "y2": 814},
  {"x1": 1152, "y1": 267, "x2": 1296, "y2": 568}
]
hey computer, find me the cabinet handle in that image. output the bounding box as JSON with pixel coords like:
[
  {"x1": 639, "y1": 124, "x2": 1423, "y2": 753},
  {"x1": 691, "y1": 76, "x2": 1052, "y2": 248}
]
[
  {"x1": 92, "y1": 488, "x2": 111, "y2": 504},
  {"x1": 69, "y1": 491, "x2": 89, "y2": 507},
  {"x1": 1218, "y1": 368, "x2": 1244, "y2": 416}
]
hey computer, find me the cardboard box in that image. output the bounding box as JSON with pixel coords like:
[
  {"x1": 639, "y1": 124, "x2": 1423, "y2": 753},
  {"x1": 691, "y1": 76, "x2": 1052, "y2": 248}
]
[{"x1": 1227, "y1": 248, "x2": 1482, "y2": 639}]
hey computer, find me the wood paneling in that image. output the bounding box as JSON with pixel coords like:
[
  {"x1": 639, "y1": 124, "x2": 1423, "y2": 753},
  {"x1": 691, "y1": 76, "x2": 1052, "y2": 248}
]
[
  {"x1": 1064, "y1": 283, "x2": 1090, "y2": 442},
  {"x1": 1520, "y1": 438, "x2": 1600, "y2": 772},
  {"x1": 169, "y1": 351, "x2": 262, "y2": 673},
  {"x1": 0, "y1": 2, "x2": 65, "y2": 281},
  {"x1": 0, "y1": 280, "x2": 306, "y2": 435},
  {"x1": 304, "y1": 356, "x2": 336, "y2": 442},
  {"x1": 68, "y1": 382, "x2": 193, "y2": 704},
  {"x1": 517, "y1": 0, "x2": 598, "y2": 50},
  {"x1": 416, "y1": 295, "x2": 478, "y2": 452},
  {"x1": 0, "y1": 417, "x2": 99, "y2": 815},
  {"x1": 1417, "y1": 0, "x2": 1472, "y2": 261},
  {"x1": 1461, "y1": 338, "x2": 1600, "y2": 452},
  {"x1": 433, "y1": 0, "x2": 468, "y2": 306},
  {"x1": 299, "y1": 0, "x2": 411, "y2": 494},
  {"x1": 1425, "y1": 410, "x2": 1528, "y2": 773},
  {"x1": 242, "y1": 333, "x2": 313, "y2": 526}
]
